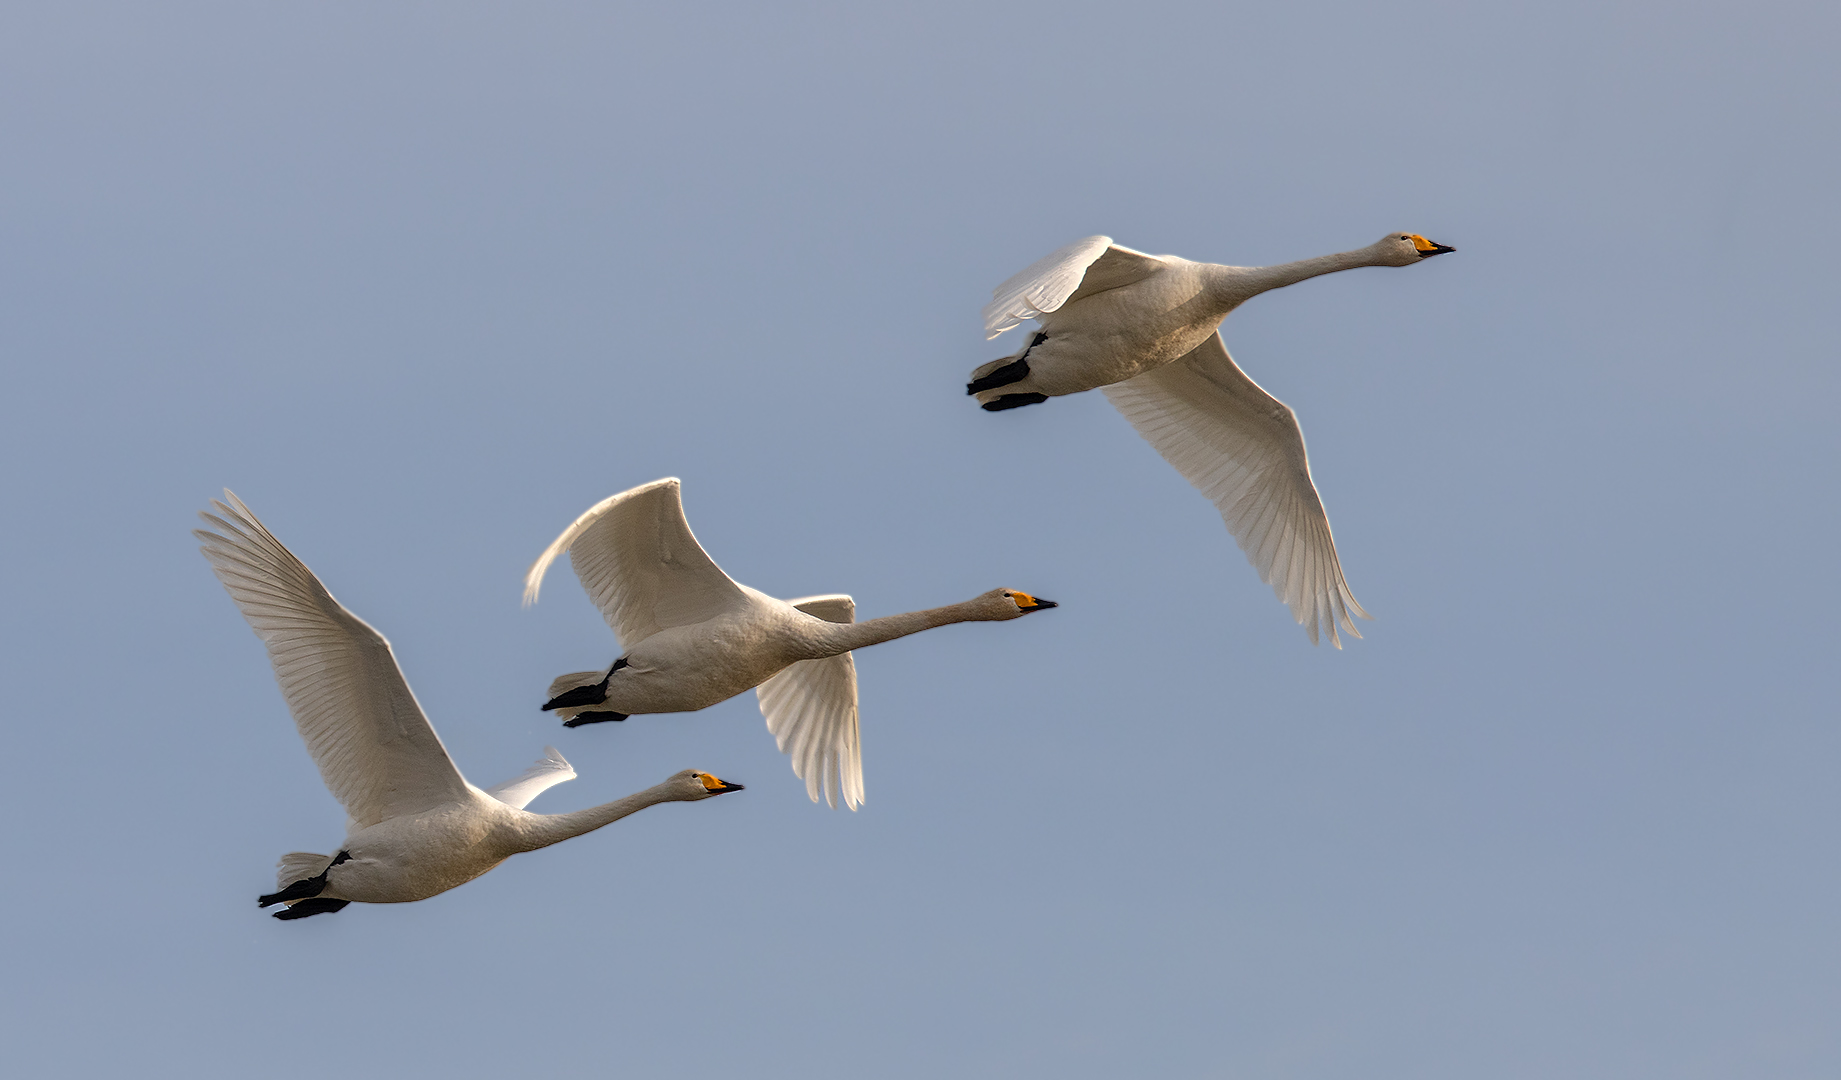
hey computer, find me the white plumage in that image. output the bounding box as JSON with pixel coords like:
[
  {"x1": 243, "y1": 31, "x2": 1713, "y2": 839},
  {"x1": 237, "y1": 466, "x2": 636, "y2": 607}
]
[
  {"x1": 482, "y1": 746, "x2": 578, "y2": 810},
  {"x1": 971, "y1": 231, "x2": 1454, "y2": 645},
  {"x1": 197, "y1": 491, "x2": 743, "y2": 920},
  {"x1": 757, "y1": 596, "x2": 862, "y2": 808},
  {"x1": 524, "y1": 478, "x2": 1057, "y2": 810}
]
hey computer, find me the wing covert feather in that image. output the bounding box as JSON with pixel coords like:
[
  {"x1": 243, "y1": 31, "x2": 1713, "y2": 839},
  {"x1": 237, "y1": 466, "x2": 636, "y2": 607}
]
[
  {"x1": 196, "y1": 493, "x2": 471, "y2": 827},
  {"x1": 1103, "y1": 334, "x2": 1371, "y2": 646},
  {"x1": 1061, "y1": 244, "x2": 1170, "y2": 306}
]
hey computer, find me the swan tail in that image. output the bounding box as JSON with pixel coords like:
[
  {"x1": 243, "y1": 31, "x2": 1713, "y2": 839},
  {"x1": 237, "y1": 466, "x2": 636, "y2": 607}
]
[{"x1": 275, "y1": 852, "x2": 334, "y2": 890}]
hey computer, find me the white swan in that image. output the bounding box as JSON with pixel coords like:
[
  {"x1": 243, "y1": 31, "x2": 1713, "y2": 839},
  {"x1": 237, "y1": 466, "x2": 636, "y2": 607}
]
[
  {"x1": 522, "y1": 478, "x2": 1057, "y2": 810},
  {"x1": 196, "y1": 492, "x2": 743, "y2": 921},
  {"x1": 968, "y1": 232, "x2": 1455, "y2": 646}
]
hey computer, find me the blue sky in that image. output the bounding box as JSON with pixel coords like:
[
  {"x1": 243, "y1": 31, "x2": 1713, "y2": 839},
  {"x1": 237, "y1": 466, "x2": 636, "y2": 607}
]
[{"x1": 1, "y1": 3, "x2": 1837, "y2": 1077}]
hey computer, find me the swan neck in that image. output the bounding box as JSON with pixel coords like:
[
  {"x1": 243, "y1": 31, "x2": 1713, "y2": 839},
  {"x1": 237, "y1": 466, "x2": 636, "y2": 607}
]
[
  {"x1": 516, "y1": 784, "x2": 675, "y2": 850},
  {"x1": 813, "y1": 602, "x2": 984, "y2": 653},
  {"x1": 1214, "y1": 248, "x2": 1378, "y2": 305}
]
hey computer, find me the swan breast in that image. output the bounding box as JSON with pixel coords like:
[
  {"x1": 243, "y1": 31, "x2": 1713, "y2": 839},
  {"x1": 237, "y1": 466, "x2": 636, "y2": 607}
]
[{"x1": 328, "y1": 798, "x2": 521, "y2": 904}]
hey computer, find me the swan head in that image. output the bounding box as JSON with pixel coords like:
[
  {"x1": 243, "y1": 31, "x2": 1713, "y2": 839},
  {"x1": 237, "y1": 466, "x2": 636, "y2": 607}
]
[
  {"x1": 1372, "y1": 232, "x2": 1455, "y2": 266},
  {"x1": 666, "y1": 769, "x2": 745, "y2": 801},
  {"x1": 977, "y1": 588, "x2": 1059, "y2": 620}
]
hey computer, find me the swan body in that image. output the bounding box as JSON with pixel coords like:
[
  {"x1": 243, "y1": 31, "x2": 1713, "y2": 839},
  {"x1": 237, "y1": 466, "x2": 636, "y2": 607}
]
[
  {"x1": 196, "y1": 492, "x2": 742, "y2": 920},
  {"x1": 523, "y1": 478, "x2": 1057, "y2": 809},
  {"x1": 970, "y1": 232, "x2": 1453, "y2": 645}
]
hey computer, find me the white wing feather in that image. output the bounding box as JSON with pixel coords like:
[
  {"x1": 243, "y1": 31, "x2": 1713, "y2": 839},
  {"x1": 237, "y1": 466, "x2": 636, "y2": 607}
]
[
  {"x1": 756, "y1": 595, "x2": 862, "y2": 810},
  {"x1": 982, "y1": 237, "x2": 1171, "y2": 339},
  {"x1": 483, "y1": 745, "x2": 577, "y2": 810},
  {"x1": 522, "y1": 478, "x2": 751, "y2": 651},
  {"x1": 196, "y1": 492, "x2": 472, "y2": 828},
  {"x1": 1103, "y1": 334, "x2": 1371, "y2": 646},
  {"x1": 982, "y1": 235, "x2": 1112, "y2": 339}
]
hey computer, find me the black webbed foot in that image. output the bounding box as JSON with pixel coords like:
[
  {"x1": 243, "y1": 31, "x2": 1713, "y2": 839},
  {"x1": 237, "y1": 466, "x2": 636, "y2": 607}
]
[
  {"x1": 966, "y1": 333, "x2": 1047, "y2": 395},
  {"x1": 258, "y1": 851, "x2": 350, "y2": 908},
  {"x1": 981, "y1": 393, "x2": 1050, "y2": 412},
  {"x1": 563, "y1": 710, "x2": 629, "y2": 728},
  {"x1": 273, "y1": 898, "x2": 351, "y2": 920},
  {"x1": 967, "y1": 357, "x2": 1032, "y2": 395},
  {"x1": 542, "y1": 658, "x2": 627, "y2": 712},
  {"x1": 542, "y1": 682, "x2": 609, "y2": 711}
]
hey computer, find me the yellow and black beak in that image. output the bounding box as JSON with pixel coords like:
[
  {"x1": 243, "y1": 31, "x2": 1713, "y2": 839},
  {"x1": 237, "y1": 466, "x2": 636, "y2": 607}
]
[
  {"x1": 1410, "y1": 234, "x2": 1456, "y2": 258},
  {"x1": 1011, "y1": 591, "x2": 1058, "y2": 613},
  {"x1": 699, "y1": 774, "x2": 745, "y2": 794}
]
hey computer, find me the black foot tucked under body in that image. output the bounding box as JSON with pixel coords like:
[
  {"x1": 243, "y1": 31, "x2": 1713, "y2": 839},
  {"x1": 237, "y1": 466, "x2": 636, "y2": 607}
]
[
  {"x1": 542, "y1": 681, "x2": 608, "y2": 711},
  {"x1": 966, "y1": 333, "x2": 1047, "y2": 395},
  {"x1": 967, "y1": 357, "x2": 1031, "y2": 395},
  {"x1": 563, "y1": 710, "x2": 630, "y2": 728},
  {"x1": 541, "y1": 657, "x2": 629, "y2": 712},
  {"x1": 273, "y1": 898, "x2": 351, "y2": 921},
  {"x1": 982, "y1": 393, "x2": 1049, "y2": 412},
  {"x1": 258, "y1": 851, "x2": 351, "y2": 910}
]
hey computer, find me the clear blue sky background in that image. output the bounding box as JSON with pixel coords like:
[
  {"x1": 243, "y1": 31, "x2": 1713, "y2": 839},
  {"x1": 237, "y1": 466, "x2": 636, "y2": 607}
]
[{"x1": 2, "y1": 3, "x2": 1836, "y2": 1077}]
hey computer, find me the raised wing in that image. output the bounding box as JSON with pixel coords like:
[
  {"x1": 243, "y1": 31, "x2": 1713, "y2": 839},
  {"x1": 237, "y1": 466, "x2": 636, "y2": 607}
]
[
  {"x1": 756, "y1": 595, "x2": 862, "y2": 810},
  {"x1": 982, "y1": 236, "x2": 1169, "y2": 339},
  {"x1": 483, "y1": 745, "x2": 577, "y2": 810},
  {"x1": 522, "y1": 478, "x2": 752, "y2": 650},
  {"x1": 196, "y1": 492, "x2": 472, "y2": 828},
  {"x1": 1103, "y1": 334, "x2": 1371, "y2": 647}
]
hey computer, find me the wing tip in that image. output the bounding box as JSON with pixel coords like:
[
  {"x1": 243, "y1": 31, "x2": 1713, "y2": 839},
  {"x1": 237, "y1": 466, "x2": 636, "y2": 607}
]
[{"x1": 541, "y1": 745, "x2": 575, "y2": 775}]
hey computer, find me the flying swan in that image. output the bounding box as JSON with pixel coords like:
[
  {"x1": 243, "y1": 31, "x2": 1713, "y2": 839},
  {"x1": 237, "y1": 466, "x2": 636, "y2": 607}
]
[
  {"x1": 968, "y1": 232, "x2": 1455, "y2": 646},
  {"x1": 522, "y1": 477, "x2": 1057, "y2": 811},
  {"x1": 196, "y1": 492, "x2": 743, "y2": 921}
]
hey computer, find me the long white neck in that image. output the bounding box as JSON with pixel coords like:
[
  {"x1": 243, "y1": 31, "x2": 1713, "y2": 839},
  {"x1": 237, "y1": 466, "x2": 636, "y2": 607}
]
[
  {"x1": 806, "y1": 600, "x2": 994, "y2": 656},
  {"x1": 514, "y1": 783, "x2": 679, "y2": 851},
  {"x1": 1206, "y1": 246, "x2": 1382, "y2": 310}
]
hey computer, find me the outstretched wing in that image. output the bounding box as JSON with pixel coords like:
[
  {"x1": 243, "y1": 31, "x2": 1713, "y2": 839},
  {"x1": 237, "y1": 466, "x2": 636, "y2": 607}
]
[
  {"x1": 196, "y1": 492, "x2": 472, "y2": 828},
  {"x1": 982, "y1": 236, "x2": 1168, "y2": 339},
  {"x1": 756, "y1": 595, "x2": 862, "y2": 810},
  {"x1": 483, "y1": 746, "x2": 577, "y2": 810},
  {"x1": 1103, "y1": 333, "x2": 1371, "y2": 647},
  {"x1": 523, "y1": 478, "x2": 752, "y2": 651}
]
